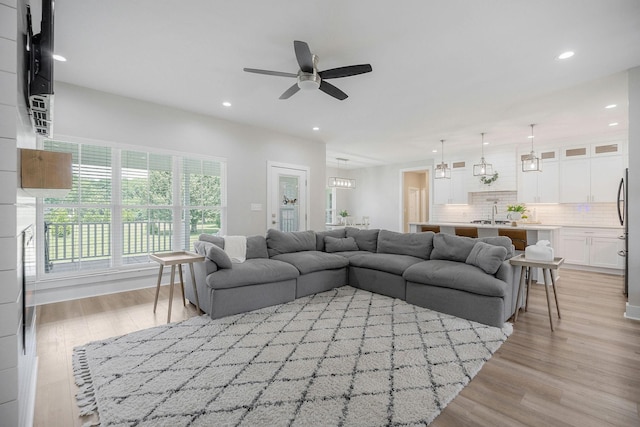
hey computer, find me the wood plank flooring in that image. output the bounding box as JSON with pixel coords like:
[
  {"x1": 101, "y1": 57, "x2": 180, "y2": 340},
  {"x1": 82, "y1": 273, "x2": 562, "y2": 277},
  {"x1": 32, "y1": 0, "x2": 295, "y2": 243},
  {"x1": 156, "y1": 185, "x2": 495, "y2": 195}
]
[{"x1": 33, "y1": 270, "x2": 640, "y2": 427}]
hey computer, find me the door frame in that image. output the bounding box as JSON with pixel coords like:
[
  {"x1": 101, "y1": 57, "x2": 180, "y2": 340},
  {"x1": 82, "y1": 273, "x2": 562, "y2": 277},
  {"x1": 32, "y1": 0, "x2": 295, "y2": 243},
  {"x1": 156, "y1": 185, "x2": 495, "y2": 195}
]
[
  {"x1": 399, "y1": 165, "x2": 432, "y2": 232},
  {"x1": 267, "y1": 161, "x2": 310, "y2": 232}
]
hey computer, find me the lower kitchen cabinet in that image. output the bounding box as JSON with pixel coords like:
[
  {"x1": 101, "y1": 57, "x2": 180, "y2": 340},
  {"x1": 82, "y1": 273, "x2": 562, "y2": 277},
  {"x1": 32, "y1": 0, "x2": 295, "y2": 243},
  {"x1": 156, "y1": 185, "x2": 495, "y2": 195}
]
[{"x1": 560, "y1": 227, "x2": 624, "y2": 269}]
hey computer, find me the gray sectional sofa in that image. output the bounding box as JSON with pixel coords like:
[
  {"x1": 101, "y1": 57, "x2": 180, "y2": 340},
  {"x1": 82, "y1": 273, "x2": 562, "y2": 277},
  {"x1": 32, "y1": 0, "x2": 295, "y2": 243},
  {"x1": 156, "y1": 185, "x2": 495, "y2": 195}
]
[{"x1": 186, "y1": 227, "x2": 521, "y2": 327}]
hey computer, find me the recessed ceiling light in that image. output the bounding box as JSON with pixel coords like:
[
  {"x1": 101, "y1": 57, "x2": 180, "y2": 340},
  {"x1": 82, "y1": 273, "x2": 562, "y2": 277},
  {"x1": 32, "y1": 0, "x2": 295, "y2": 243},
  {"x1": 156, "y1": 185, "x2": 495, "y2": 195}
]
[
  {"x1": 312, "y1": 127, "x2": 320, "y2": 131},
  {"x1": 432, "y1": 149, "x2": 438, "y2": 153},
  {"x1": 222, "y1": 101, "x2": 231, "y2": 107},
  {"x1": 609, "y1": 122, "x2": 619, "y2": 127},
  {"x1": 605, "y1": 104, "x2": 617, "y2": 109},
  {"x1": 52, "y1": 54, "x2": 66, "y2": 62},
  {"x1": 483, "y1": 141, "x2": 489, "y2": 145},
  {"x1": 528, "y1": 135, "x2": 535, "y2": 139},
  {"x1": 557, "y1": 51, "x2": 575, "y2": 60}
]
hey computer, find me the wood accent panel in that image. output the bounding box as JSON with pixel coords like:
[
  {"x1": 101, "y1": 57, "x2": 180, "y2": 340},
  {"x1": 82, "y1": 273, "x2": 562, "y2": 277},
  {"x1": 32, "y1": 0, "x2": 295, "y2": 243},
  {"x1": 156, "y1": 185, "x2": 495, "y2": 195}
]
[
  {"x1": 565, "y1": 147, "x2": 587, "y2": 157},
  {"x1": 452, "y1": 161, "x2": 465, "y2": 168},
  {"x1": 595, "y1": 144, "x2": 618, "y2": 154},
  {"x1": 33, "y1": 270, "x2": 640, "y2": 427},
  {"x1": 20, "y1": 149, "x2": 72, "y2": 190},
  {"x1": 540, "y1": 151, "x2": 556, "y2": 160}
]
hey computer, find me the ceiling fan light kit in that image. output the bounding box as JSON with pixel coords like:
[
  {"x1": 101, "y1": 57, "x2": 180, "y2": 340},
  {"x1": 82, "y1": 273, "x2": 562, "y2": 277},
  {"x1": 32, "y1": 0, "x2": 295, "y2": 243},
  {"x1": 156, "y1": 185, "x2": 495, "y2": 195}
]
[
  {"x1": 522, "y1": 124, "x2": 542, "y2": 172},
  {"x1": 244, "y1": 40, "x2": 372, "y2": 101}
]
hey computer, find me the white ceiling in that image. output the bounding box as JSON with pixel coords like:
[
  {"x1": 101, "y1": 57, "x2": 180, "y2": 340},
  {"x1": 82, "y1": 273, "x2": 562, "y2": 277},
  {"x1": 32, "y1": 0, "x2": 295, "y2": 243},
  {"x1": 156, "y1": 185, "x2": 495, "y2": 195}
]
[{"x1": 52, "y1": 0, "x2": 640, "y2": 168}]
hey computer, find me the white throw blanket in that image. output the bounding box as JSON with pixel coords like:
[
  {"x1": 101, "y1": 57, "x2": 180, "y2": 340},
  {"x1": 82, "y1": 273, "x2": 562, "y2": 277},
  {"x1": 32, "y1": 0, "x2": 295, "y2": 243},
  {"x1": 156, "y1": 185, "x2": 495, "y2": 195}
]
[{"x1": 224, "y1": 235, "x2": 247, "y2": 263}]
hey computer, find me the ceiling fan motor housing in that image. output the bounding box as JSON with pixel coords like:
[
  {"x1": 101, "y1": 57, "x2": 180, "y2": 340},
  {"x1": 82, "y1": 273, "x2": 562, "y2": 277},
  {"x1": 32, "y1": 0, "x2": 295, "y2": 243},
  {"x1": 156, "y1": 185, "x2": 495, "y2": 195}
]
[{"x1": 298, "y1": 54, "x2": 321, "y2": 90}]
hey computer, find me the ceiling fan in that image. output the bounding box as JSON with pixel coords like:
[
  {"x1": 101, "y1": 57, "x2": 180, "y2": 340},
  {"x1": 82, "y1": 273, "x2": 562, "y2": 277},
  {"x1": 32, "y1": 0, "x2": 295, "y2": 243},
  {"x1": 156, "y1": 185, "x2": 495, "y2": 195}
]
[{"x1": 243, "y1": 40, "x2": 372, "y2": 101}]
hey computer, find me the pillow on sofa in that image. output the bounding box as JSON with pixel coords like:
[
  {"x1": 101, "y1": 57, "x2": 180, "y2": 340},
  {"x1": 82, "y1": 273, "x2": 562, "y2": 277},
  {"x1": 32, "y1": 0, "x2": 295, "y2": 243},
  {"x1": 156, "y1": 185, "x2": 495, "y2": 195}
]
[
  {"x1": 465, "y1": 241, "x2": 508, "y2": 274},
  {"x1": 246, "y1": 235, "x2": 269, "y2": 259},
  {"x1": 266, "y1": 229, "x2": 316, "y2": 257},
  {"x1": 205, "y1": 243, "x2": 233, "y2": 269},
  {"x1": 430, "y1": 233, "x2": 477, "y2": 262},
  {"x1": 324, "y1": 236, "x2": 359, "y2": 253},
  {"x1": 316, "y1": 229, "x2": 347, "y2": 251},
  {"x1": 377, "y1": 229, "x2": 434, "y2": 259},
  {"x1": 345, "y1": 227, "x2": 380, "y2": 252},
  {"x1": 479, "y1": 236, "x2": 515, "y2": 258},
  {"x1": 199, "y1": 233, "x2": 224, "y2": 248}
]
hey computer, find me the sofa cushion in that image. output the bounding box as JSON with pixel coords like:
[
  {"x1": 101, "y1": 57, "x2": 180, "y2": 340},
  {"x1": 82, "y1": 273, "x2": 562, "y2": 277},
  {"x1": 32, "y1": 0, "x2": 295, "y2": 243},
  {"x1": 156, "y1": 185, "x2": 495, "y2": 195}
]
[
  {"x1": 204, "y1": 241, "x2": 233, "y2": 269},
  {"x1": 377, "y1": 230, "x2": 434, "y2": 259},
  {"x1": 271, "y1": 251, "x2": 349, "y2": 275},
  {"x1": 479, "y1": 236, "x2": 515, "y2": 258},
  {"x1": 466, "y1": 241, "x2": 508, "y2": 274},
  {"x1": 266, "y1": 229, "x2": 316, "y2": 257},
  {"x1": 349, "y1": 253, "x2": 424, "y2": 276},
  {"x1": 316, "y1": 229, "x2": 346, "y2": 251},
  {"x1": 246, "y1": 235, "x2": 269, "y2": 259},
  {"x1": 329, "y1": 250, "x2": 372, "y2": 259},
  {"x1": 199, "y1": 233, "x2": 224, "y2": 247},
  {"x1": 430, "y1": 233, "x2": 477, "y2": 262},
  {"x1": 403, "y1": 259, "x2": 508, "y2": 297},
  {"x1": 345, "y1": 227, "x2": 379, "y2": 252},
  {"x1": 193, "y1": 241, "x2": 219, "y2": 275},
  {"x1": 206, "y1": 258, "x2": 300, "y2": 290},
  {"x1": 324, "y1": 236, "x2": 359, "y2": 253}
]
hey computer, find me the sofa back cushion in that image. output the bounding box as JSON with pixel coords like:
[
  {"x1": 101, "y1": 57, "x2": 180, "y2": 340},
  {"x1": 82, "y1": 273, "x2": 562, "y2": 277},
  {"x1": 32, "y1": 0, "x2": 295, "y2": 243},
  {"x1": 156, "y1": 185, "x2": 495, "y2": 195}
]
[
  {"x1": 315, "y1": 229, "x2": 347, "y2": 251},
  {"x1": 478, "y1": 236, "x2": 515, "y2": 258},
  {"x1": 199, "y1": 234, "x2": 268, "y2": 259},
  {"x1": 430, "y1": 233, "x2": 477, "y2": 262},
  {"x1": 266, "y1": 229, "x2": 316, "y2": 257},
  {"x1": 345, "y1": 227, "x2": 380, "y2": 252},
  {"x1": 465, "y1": 241, "x2": 508, "y2": 274},
  {"x1": 377, "y1": 230, "x2": 435, "y2": 259},
  {"x1": 324, "y1": 236, "x2": 359, "y2": 253}
]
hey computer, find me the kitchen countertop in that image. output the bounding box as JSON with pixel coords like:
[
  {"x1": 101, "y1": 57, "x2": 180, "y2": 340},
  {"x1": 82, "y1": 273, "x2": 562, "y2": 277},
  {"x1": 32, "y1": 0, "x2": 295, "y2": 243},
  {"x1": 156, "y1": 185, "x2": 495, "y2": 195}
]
[{"x1": 409, "y1": 222, "x2": 562, "y2": 230}]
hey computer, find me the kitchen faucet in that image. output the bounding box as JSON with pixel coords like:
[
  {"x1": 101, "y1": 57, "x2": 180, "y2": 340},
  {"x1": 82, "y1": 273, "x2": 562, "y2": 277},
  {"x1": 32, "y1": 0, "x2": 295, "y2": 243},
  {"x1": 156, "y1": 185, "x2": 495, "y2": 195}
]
[{"x1": 491, "y1": 203, "x2": 498, "y2": 225}]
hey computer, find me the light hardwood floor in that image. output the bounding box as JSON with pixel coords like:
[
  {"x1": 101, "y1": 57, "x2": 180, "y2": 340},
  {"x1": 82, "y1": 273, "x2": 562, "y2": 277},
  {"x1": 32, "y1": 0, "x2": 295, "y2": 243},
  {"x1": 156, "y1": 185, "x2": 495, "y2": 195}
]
[{"x1": 34, "y1": 269, "x2": 640, "y2": 427}]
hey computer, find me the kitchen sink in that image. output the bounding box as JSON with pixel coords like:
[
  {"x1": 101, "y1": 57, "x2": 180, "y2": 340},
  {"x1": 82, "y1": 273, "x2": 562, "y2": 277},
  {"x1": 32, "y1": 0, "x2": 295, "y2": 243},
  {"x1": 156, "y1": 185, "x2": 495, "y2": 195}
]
[{"x1": 470, "y1": 219, "x2": 511, "y2": 225}]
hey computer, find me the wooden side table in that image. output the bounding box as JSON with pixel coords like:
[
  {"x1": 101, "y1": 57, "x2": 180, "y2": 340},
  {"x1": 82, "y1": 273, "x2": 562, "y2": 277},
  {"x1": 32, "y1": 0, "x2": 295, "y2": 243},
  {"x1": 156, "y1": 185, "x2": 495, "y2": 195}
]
[
  {"x1": 150, "y1": 251, "x2": 205, "y2": 323},
  {"x1": 509, "y1": 254, "x2": 564, "y2": 331}
]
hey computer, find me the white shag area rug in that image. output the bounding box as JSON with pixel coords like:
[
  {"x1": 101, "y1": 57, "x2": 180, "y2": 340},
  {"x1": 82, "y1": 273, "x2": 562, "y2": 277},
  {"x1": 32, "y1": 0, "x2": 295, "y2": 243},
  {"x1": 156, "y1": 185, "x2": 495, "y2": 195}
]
[{"x1": 73, "y1": 286, "x2": 512, "y2": 426}]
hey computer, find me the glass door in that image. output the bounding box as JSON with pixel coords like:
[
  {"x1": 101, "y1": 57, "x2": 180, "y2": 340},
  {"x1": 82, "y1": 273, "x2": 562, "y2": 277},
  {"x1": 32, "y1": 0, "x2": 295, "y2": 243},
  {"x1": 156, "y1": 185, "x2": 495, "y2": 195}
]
[{"x1": 268, "y1": 163, "x2": 308, "y2": 231}]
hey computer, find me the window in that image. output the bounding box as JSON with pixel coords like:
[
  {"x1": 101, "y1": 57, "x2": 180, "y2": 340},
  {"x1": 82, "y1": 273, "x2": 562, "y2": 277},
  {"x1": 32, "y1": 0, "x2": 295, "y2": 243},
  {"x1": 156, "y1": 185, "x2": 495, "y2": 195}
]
[{"x1": 41, "y1": 140, "x2": 226, "y2": 276}]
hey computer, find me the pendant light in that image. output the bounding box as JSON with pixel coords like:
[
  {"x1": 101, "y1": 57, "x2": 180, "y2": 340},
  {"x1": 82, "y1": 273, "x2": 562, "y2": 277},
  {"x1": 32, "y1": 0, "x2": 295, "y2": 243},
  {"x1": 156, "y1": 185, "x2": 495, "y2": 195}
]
[
  {"x1": 522, "y1": 124, "x2": 542, "y2": 172},
  {"x1": 434, "y1": 140, "x2": 451, "y2": 179},
  {"x1": 473, "y1": 132, "x2": 494, "y2": 176},
  {"x1": 328, "y1": 158, "x2": 356, "y2": 189}
]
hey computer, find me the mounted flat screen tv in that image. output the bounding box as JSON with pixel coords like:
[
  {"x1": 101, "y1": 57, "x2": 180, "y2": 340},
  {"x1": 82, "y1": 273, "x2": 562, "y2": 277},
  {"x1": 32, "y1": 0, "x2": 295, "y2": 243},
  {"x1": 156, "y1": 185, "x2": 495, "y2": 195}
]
[{"x1": 26, "y1": 0, "x2": 55, "y2": 137}]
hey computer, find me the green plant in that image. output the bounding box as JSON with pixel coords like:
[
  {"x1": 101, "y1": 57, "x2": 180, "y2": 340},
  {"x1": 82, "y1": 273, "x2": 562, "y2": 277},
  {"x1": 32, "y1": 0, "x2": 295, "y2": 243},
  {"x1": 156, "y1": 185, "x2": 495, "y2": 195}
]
[
  {"x1": 479, "y1": 172, "x2": 499, "y2": 185},
  {"x1": 339, "y1": 210, "x2": 349, "y2": 217},
  {"x1": 507, "y1": 203, "x2": 527, "y2": 213}
]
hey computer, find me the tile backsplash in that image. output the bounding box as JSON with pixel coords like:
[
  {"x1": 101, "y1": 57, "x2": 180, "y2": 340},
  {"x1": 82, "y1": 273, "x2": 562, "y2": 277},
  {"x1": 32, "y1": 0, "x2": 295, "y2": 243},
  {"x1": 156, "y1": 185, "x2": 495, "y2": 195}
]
[{"x1": 431, "y1": 191, "x2": 620, "y2": 227}]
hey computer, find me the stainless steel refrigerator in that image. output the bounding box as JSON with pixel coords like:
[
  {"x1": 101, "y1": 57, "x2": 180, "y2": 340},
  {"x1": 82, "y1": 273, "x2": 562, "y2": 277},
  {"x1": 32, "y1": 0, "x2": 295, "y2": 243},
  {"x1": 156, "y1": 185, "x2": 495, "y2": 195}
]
[{"x1": 617, "y1": 168, "x2": 628, "y2": 297}]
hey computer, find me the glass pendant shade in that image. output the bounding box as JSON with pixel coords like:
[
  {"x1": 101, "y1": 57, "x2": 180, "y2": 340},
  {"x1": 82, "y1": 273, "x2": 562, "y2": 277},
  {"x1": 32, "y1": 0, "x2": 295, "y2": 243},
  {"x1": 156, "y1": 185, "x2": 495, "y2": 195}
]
[
  {"x1": 522, "y1": 124, "x2": 542, "y2": 172},
  {"x1": 434, "y1": 140, "x2": 451, "y2": 179},
  {"x1": 473, "y1": 133, "x2": 493, "y2": 176}
]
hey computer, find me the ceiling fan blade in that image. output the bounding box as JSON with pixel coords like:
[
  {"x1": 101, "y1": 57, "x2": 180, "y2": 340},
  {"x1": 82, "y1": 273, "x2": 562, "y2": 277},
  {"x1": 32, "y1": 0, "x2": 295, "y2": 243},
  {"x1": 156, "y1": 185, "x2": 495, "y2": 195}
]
[
  {"x1": 319, "y1": 81, "x2": 348, "y2": 100},
  {"x1": 294, "y1": 40, "x2": 314, "y2": 73},
  {"x1": 243, "y1": 68, "x2": 298, "y2": 78},
  {"x1": 279, "y1": 83, "x2": 300, "y2": 99},
  {"x1": 319, "y1": 64, "x2": 373, "y2": 79}
]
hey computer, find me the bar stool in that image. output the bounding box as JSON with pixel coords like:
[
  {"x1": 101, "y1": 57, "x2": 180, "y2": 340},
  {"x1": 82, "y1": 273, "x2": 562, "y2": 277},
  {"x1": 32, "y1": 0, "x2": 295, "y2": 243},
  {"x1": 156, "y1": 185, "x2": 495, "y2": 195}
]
[
  {"x1": 421, "y1": 225, "x2": 440, "y2": 233},
  {"x1": 454, "y1": 226, "x2": 478, "y2": 238},
  {"x1": 498, "y1": 228, "x2": 527, "y2": 251}
]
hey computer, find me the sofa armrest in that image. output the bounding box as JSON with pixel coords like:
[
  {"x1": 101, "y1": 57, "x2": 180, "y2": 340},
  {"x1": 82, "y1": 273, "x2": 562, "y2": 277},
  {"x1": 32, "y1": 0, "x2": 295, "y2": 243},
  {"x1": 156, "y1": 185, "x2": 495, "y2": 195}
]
[
  {"x1": 495, "y1": 259, "x2": 523, "y2": 317},
  {"x1": 193, "y1": 241, "x2": 219, "y2": 274}
]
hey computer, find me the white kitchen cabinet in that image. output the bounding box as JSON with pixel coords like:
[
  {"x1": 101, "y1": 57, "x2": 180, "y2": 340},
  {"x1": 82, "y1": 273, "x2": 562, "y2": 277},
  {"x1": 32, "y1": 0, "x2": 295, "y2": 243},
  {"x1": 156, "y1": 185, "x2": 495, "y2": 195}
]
[
  {"x1": 560, "y1": 228, "x2": 624, "y2": 269},
  {"x1": 433, "y1": 162, "x2": 468, "y2": 204},
  {"x1": 518, "y1": 152, "x2": 559, "y2": 203},
  {"x1": 559, "y1": 143, "x2": 625, "y2": 203}
]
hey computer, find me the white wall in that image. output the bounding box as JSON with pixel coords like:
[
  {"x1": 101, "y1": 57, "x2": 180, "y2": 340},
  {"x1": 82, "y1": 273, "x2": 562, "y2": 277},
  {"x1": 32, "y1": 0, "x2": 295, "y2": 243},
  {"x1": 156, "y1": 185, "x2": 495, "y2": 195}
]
[{"x1": 54, "y1": 82, "x2": 327, "y2": 236}]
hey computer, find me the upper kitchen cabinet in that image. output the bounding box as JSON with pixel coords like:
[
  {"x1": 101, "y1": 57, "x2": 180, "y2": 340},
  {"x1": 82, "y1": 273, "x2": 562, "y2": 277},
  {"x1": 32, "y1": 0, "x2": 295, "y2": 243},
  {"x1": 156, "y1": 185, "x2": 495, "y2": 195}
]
[
  {"x1": 559, "y1": 142, "x2": 625, "y2": 203},
  {"x1": 433, "y1": 161, "x2": 468, "y2": 204},
  {"x1": 517, "y1": 149, "x2": 559, "y2": 203}
]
